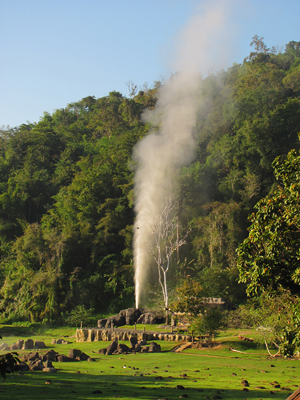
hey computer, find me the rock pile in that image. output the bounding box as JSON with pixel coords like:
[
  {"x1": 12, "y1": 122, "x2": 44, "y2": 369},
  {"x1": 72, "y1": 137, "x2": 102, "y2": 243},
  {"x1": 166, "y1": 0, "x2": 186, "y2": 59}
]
[
  {"x1": 0, "y1": 339, "x2": 46, "y2": 351},
  {"x1": 97, "y1": 308, "x2": 164, "y2": 328},
  {"x1": 14, "y1": 348, "x2": 94, "y2": 372},
  {"x1": 98, "y1": 338, "x2": 161, "y2": 355}
]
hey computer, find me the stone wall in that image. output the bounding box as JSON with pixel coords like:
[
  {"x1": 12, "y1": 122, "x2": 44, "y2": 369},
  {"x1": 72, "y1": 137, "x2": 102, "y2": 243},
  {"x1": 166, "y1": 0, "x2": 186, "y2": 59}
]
[{"x1": 76, "y1": 328, "x2": 192, "y2": 343}]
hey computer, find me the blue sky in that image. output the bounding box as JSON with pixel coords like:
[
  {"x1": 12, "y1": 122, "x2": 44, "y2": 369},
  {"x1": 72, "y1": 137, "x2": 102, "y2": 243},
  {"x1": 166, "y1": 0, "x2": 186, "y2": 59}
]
[{"x1": 1, "y1": 0, "x2": 299, "y2": 128}]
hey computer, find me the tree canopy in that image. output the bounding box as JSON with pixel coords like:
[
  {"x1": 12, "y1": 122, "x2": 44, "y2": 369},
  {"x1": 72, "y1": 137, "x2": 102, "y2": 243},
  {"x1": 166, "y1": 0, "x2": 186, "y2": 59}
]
[{"x1": 0, "y1": 38, "x2": 300, "y2": 321}]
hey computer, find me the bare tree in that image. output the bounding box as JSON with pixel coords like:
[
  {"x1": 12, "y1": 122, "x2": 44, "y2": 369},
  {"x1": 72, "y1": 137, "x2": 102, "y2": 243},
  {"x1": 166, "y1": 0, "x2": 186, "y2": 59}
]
[{"x1": 147, "y1": 198, "x2": 189, "y2": 324}]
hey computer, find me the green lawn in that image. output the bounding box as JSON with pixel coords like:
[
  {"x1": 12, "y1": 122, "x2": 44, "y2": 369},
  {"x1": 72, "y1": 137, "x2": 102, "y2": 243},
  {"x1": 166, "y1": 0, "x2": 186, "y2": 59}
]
[{"x1": 0, "y1": 324, "x2": 299, "y2": 400}]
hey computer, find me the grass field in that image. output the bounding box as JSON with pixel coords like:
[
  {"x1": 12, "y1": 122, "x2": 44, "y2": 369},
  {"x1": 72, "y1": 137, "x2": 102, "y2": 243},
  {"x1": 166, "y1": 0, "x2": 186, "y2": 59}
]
[{"x1": 0, "y1": 324, "x2": 298, "y2": 400}]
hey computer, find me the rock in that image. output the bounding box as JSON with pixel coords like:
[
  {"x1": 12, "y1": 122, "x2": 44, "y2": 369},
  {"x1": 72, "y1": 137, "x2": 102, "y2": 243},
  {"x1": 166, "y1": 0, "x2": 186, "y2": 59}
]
[
  {"x1": 14, "y1": 362, "x2": 29, "y2": 372},
  {"x1": 98, "y1": 348, "x2": 107, "y2": 355},
  {"x1": 35, "y1": 341, "x2": 46, "y2": 349},
  {"x1": 29, "y1": 360, "x2": 44, "y2": 371},
  {"x1": 68, "y1": 349, "x2": 82, "y2": 360},
  {"x1": 44, "y1": 360, "x2": 53, "y2": 368},
  {"x1": 134, "y1": 343, "x2": 142, "y2": 352},
  {"x1": 177, "y1": 385, "x2": 185, "y2": 390},
  {"x1": 106, "y1": 339, "x2": 118, "y2": 355},
  {"x1": 149, "y1": 342, "x2": 161, "y2": 353},
  {"x1": 56, "y1": 354, "x2": 71, "y2": 362},
  {"x1": 92, "y1": 390, "x2": 102, "y2": 394},
  {"x1": 56, "y1": 338, "x2": 70, "y2": 344},
  {"x1": 10, "y1": 343, "x2": 19, "y2": 350},
  {"x1": 24, "y1": 352, "x2": 40, "y2": 362},
  {"x1": 241, "y1": 380, "x2": 249, "y2": 387},
  {"x1": 130, "y1": 336, "x2": 137, "y2": 349},
  {"x1": 43, "y1": 367, "x2": 57, "y2": 373},
  {"x1": 125, "y1": 308, "x2": 136, "y2": 325},
  {"x1": 141, "y1": 346, "x2": 149, "y2": 353},
  {"x1": 22, "y1": 339, "x2": 34, "y2": 350},
  {"x1": 42, "y1": 350, "x2": 58, "y2": 361},
  {"x1": 51, "y1": 339, "x2": 56, "y2": 344},
  {"x1": 117, "y1": 344, "x2": 131, "y2": 354},
  {"x1": 78, "y1": 352, "x2": 89, "y2": 361},
  {"x1": 97, "y1": 318, "x2": 107, "y2": 328},
  {"x1": 0, "y1": 342, "x2": 9, "y2": 351}
]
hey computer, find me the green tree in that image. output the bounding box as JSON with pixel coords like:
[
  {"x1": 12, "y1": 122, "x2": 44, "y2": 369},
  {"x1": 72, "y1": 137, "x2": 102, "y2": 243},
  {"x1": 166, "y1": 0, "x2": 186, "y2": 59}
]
[{"x1": 237, "y1": 143, "x2": 300, "y2": 296}]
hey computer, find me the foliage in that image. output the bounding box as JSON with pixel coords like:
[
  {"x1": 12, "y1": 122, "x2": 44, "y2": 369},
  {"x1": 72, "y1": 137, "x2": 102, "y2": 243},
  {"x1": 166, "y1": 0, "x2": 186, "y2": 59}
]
[
  {"x1": 64, "y1": 305, "x2": 96, "y2": 327},
  {"x1": 171, "y1": 277, "x2": 204, "y2": 317},
  {"x1": 190, "y1": 307, "x2": 225, "y2": 345},
  {"x1": 0, "y1": 38, "x2": 300, "y2": 320},
  {"x1": 237, "y1": 144, "x2": 300, "y2": 296},
  {"x1": 226, "y1": 292, "x2": 300, "y2": 357}
]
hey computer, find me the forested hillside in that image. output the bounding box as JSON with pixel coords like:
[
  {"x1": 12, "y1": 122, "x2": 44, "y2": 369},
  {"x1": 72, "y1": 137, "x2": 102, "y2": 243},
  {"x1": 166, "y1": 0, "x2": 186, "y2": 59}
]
[{"x1": 1, "y1": 38, "x2": 300, "y2": 323}]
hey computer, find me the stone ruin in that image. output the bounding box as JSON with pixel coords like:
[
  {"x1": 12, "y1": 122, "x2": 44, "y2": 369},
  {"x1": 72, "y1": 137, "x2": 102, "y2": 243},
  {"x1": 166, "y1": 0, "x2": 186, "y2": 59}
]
[{"x1": 75, "y1": 306, "x2": 194, "y2": 343}]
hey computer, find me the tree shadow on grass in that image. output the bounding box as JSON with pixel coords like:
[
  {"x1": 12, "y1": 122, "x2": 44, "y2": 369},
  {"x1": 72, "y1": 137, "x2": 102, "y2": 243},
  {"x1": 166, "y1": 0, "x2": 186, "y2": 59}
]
[{"x1": 0, "y1": 370, "x2": 291, "y2": 400}]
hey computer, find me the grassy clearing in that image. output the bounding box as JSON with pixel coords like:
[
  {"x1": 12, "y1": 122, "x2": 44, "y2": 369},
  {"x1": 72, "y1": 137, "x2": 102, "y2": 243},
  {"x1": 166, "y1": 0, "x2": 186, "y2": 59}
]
[{"x1": 0, "y1": 324, "x2": 299, "y2": 400}]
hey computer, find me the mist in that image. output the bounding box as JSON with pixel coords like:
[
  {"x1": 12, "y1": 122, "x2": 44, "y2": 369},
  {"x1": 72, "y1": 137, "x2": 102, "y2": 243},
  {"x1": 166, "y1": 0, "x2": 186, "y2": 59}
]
[{"x1": 133, "y1": 0, "x2": 236, "y2": 308}]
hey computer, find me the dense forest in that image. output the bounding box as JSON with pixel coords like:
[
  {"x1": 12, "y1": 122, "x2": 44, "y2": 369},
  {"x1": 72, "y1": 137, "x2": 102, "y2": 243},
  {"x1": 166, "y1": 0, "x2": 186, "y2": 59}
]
[{"x1": 1, "y1": 37, "x2": 300, "y2": 323}]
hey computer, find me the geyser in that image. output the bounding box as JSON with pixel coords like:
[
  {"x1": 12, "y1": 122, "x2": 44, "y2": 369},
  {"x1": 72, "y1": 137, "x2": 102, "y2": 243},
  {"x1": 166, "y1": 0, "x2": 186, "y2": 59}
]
[{"x1": 133, "y1": 0, "x2": 235, "y2": 308}]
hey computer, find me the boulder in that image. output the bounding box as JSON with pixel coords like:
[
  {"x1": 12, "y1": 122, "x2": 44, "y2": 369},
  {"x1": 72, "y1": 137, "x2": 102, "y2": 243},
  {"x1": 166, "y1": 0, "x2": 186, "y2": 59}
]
[
  {"x1": 0, "y1": 342, "x2": 9, "y2": 351},
  {"x1": 97, "y1": 318, "x2": 107, "y2": 328},
  {"x1": 43, "y1": 367, "x2": 57, "y2": 373},
  {"x1": 43, "y1": 359, "x2": 53, "y2": 369},
  {"x1": 23, "y1": 352, "x2": 40, "y2": 362},
  {"x1": 149, "y1": 342, "x2": 161, "y2": 353},
  {"x1": 98, "y1": 348, "x2": 107, "y2": 355},
  {"x1": 129, "y1": 336, "x2": 138, "y2": 349},
  {"x1": 78, "y1": 352, "x2": 89, "y2": 361},
  {"x1": 136, "y1": 312, "x2": 164, "y2": 325},
  {"x1": 134, "y1": 343, "x2": 142, "y2": 352},
  {"x1": 68, "y1": 349, "x2": 82, "y2": 360},
  {"x1": 125, "y1": 308, "x2": 136, "y2": 325},
  {"x1": 56, "y1": 354, "x2": 71, "y2": 362},
  {"x1": 117, "y1": 344, "x2": 131, "y2": 354},
  {"x1": 10, "y1": 343, "x2": 19, "y2": 351},
  {"x1": 29, "y1": 360, "x2": 44, "y2": 371},
  {"x1": 35, "y1": 341, "x2": 46, "y2": 349},
  {"x1": 10, "y1": 339, "x2": 24, "y2": 350},
  {"x1": 141, "y1": 346, "x2": 149, "y2": 353},
  {"x1": 106, "y1": 339, "x2": 118, "y2": 355},
  {"x1": 22, "y1": 339, "x2": 34, "y2": 350},
  {"x1": 14, "y1": 362, "x2": 29, "y2": 372},
  {"x1": 56, "y1": 338, "x2": 70, "y2": 344},
  {"x1": 42, "y1": 350, "x2": 58, "y2": 361}
]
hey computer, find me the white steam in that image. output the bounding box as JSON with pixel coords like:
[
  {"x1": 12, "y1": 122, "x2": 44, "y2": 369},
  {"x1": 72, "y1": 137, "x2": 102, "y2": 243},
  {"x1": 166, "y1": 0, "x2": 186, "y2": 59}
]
[{"x1": 133, "y1": 0, "x2": 235, "y2": 308}]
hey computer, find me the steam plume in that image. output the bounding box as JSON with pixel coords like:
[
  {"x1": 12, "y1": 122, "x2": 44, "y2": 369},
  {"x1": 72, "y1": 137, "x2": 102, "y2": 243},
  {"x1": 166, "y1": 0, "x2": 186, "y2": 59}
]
[{"x1": 133, "y1": 0, "x2": 235, "y2": 308}]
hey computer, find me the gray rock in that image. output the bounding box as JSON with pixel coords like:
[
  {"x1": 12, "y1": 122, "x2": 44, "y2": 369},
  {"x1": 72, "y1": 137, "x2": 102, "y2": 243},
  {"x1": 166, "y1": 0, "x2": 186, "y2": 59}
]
[
  {"x1": 29, "y1": 360, "x2": 44, "y2": 371},
  {"x1": 130, "y1": 336, "x2": 138, "y2": 349},
  {"x1": 22, "y1": 339, "x2": 34, "y2": 350},
  {"x1": 42, "y1": 350, "x2": 58, "y2": 361},
  {"x1": 0, "y1": 342, "x2": 9, "y2": 351},
  {"x1": 68, "y1": 349, "x2": 82, "y2": 360},
  {"x1": 43, "y1": 367, "x2": 57, "y2": 373},
  {"x1": 106, "y1": 339, "x2": 118, "y2": 355},
  {"x1": 35, "y1": 341, "x2": 46, "y2": 349},
  {"x1": 149, "y1": 342, "x2": 161, "y2": 353},
  {"x1": 44, "y1": 359, "x2": 53, "y2": 368}
]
